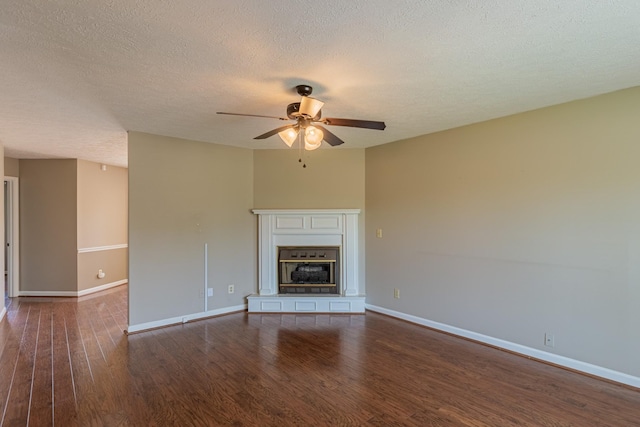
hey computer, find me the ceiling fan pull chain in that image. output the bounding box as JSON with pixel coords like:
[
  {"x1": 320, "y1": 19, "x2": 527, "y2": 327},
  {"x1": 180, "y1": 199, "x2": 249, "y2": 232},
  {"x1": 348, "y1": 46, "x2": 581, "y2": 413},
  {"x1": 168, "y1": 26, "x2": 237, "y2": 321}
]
[{"x1": 298, "y1": 130, "x2": 305, "y2": 167}]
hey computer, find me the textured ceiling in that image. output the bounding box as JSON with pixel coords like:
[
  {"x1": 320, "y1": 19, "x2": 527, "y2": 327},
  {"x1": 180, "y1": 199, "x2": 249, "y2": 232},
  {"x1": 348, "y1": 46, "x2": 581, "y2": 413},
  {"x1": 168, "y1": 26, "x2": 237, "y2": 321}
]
[{"x1": 1, "y1": 1, "x2": 639, "y2": 167}]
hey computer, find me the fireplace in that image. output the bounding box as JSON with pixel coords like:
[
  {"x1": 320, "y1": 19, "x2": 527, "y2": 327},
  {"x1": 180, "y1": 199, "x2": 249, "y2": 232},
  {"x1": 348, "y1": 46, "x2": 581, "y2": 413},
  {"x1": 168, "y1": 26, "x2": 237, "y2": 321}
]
[
  {"x1": 249, "y1": 209, "x2": 365, "y2": 313},
  {"x1": 278, "y1": 246, "x2": 339, "y2": 294}
]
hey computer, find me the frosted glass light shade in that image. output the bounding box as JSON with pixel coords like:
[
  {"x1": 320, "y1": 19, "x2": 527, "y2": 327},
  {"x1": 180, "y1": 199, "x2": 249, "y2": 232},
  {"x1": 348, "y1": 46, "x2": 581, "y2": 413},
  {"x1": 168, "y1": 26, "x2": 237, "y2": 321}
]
[
  {"x1": 304, "y1": 126, "x2": 323, "y2": 150},
  {"x1": 278, "y1": 127, "x2": 299, "y2": 147},
  {"x1": 299, "y1": 96, "x2": 324, "y2": 118}
]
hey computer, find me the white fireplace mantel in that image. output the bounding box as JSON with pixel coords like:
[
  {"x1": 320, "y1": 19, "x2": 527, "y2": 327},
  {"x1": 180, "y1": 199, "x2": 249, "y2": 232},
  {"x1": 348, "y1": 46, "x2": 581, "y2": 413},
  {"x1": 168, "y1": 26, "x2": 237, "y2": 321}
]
[{"x1": 248, "y1": 209, "x2": 365, "y2": 313}]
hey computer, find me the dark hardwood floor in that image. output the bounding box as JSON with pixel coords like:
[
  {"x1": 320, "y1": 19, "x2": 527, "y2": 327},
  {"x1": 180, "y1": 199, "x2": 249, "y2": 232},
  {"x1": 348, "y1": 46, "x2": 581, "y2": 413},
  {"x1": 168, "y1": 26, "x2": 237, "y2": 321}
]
[{"x1": 0, "y1": 285, "x2": 638, "y2": 426}]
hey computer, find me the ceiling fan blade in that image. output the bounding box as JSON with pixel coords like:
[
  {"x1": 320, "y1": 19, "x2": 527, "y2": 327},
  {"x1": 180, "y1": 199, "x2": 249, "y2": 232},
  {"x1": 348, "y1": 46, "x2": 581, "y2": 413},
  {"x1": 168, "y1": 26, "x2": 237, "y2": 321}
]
[
  {"x1": 320, "y1": 117, "x2": 386, "y2": 130},
  {"x1": 254, "y1": 124, "x2": 296, "y2": 140},
  {"x1": 314, "y1": 125, "x2": 344, "y2": 147},
  {"x1": 217, "y1": 112, "x2": 289, "y2": 121}
]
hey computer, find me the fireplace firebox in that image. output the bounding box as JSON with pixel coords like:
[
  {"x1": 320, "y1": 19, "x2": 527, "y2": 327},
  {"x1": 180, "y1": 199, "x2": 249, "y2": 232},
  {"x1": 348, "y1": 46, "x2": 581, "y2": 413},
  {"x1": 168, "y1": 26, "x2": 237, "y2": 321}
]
[{"x1": 278, "y1": 246, "x2": 339, "y2": 294}]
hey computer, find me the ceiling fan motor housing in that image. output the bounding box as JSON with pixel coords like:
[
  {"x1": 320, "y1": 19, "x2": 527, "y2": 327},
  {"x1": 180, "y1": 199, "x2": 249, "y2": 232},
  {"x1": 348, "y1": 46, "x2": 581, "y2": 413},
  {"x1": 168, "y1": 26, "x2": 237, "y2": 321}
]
[
  {"x1": 286, "y1": 102, "x2": 300, "y2": 119},
  {"x1": 287, "y1": 102, "x2": 321, "y2": 121}
]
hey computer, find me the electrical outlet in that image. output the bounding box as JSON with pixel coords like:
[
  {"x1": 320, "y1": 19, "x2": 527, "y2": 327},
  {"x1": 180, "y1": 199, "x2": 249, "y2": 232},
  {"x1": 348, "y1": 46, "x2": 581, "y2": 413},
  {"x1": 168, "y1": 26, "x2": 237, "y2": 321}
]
[
  {"x1": 207, "y1": 288, "x2": 213, "y2": 297},
  {"x1": 544, "y1": 333, "x2": 555, "y2": 348},
  {"x1": 228, "y1": 284, "x2": 235, "y2": 294},
  {"x1": 376, "y1": 228, "x2": 383, "y2": 238},
  {"x1": 394, "y1": 288, "x2": 400, "y2": 299}
]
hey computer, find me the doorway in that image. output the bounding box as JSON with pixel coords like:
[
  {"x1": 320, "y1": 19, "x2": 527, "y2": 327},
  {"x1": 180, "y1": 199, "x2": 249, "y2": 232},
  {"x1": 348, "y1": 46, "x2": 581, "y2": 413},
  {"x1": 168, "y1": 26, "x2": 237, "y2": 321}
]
[{"x1": 4, "y1": 177, "x2": 19, "y2": 298}]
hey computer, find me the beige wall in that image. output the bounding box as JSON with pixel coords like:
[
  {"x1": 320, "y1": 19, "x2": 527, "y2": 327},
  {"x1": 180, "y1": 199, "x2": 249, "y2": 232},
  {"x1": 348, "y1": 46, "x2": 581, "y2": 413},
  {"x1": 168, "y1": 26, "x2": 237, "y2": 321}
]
[
  {"x1": 128, "y1": 132, "x2": 255, "y2": 326},
  {"x1": 253, "y1": 148, "x2": 366, "y2": 290},
  {"x1": 77, "y1": 159, "x2": 128, "y2": 291},
  {"x1": 20, "y1": 159, "x2": 78, "y2": 292},
  {"x1": 253, "y1": 149, "x2": 365, "y2": 209},
  {"x1": 77, "y1": 159, "x2": 128, "y2": 248},
  {"x1": 4, "y1": 157, "x2": 18, "y2": 177},
  {"x1": 365, "y1": 87, "x2": 640, "y2": 377},
  {"x1": 77, "y1": 248, "x2": 128, "y2": 292}
]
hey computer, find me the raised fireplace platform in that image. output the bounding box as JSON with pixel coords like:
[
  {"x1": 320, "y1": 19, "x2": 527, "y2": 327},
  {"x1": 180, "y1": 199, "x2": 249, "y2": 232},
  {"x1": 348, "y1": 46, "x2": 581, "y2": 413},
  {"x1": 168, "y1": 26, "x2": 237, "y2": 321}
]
[
  {"x1": 247, "y1": 294, "x2": 365, "y2": 313},
  {"x1": 249, "y1": 209, "x2": 364, "y2": 313}
]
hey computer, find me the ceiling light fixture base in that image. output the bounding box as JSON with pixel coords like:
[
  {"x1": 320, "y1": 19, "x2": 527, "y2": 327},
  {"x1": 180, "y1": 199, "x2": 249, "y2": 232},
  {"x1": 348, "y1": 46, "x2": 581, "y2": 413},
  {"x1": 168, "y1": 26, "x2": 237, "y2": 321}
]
[{"x1": 295, "y1": 85, "x2": 313, "y2": 97}]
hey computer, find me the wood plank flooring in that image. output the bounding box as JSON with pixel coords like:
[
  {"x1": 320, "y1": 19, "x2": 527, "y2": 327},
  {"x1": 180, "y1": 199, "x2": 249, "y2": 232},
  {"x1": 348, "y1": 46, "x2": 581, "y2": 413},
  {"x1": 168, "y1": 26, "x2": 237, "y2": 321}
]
[{"x1": 0, "y1": 285, "x2": 638, "y2": 426}]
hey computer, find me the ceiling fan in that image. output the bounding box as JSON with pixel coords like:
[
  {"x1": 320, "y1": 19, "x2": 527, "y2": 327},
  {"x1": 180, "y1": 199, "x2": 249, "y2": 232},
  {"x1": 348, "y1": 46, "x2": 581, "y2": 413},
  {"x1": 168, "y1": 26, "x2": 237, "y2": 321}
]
[{"x1": 217, "y1": 85, "x2": 386, "y2": 151}]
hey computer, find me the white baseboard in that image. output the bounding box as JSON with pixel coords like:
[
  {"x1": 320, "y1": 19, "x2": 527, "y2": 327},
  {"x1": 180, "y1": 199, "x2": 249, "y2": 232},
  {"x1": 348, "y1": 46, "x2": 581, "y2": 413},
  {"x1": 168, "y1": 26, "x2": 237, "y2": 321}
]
[
  {"x1": 19, "y1": 290, "x2": 78, "y2": 297},
  {"x1": 78, "y1": 279, "x2": 128, "y2": 296},
  {"x1": 19, "y1": 279, "x2": 128, "y2": 298},
  {"x1": 127, "y1": 304, "x2": 247, "y2": 334},
  {"x1": 0, "y1": 306, "x2": 6, "y2": 322},
  {"x1": 366, "y1": 304, "x2": 640, "y2": 389}
]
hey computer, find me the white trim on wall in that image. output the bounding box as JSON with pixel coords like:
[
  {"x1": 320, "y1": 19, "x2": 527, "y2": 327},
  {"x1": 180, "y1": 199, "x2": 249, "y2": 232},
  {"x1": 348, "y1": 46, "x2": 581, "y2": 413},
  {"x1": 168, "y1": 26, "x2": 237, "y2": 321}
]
[
  {"x1": 5, "y1": 177, "x2": 20, "y2": 298},
  {"x1": 78, "y1": 279, "x2": 128, "y2": 296},
  {"x1": 20, "y1": 290, "x2": 78, "y2": 297},
  {"x1": 127, "y1": 304, "x2": 247, "y2": 334},
  {"x1": 0, "y1": 307, "x2": 6, "y2": 322},
  {"x1": 77, "y1": 244, "x2": 128, "y2": 253},
  {"x1": 20, "y1": 279, "x2": 128, "y2": 297},
  {"x1": 366, "y1": 304, "x2": 640, "y2": 389}
]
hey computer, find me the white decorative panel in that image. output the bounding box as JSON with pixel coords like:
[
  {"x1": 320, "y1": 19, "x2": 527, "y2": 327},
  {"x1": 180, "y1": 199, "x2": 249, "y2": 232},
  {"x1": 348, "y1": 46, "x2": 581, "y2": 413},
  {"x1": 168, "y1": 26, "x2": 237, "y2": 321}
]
[
  {"x1": 295, "y1": 301, "x2": 317, "y2": 311},
  {"x1": 330, "y1": 302, "x2": 351, "y2": 311},
  {"x1": 261, "y1": 301, "x2": 282, "y2": 311},
  {"x1": 311, "y1": 215, "x2": 341, "y2": 230},
  {"x1": 275, "y1": 216, "x2": 305, "y2": 229}
]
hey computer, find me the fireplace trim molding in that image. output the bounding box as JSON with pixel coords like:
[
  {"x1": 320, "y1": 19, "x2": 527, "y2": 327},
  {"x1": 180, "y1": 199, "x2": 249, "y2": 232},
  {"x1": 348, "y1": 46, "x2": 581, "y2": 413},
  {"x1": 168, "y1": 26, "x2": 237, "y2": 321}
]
[{"x1": 248, "y1": 209, "x2": 365, "y2": 313}]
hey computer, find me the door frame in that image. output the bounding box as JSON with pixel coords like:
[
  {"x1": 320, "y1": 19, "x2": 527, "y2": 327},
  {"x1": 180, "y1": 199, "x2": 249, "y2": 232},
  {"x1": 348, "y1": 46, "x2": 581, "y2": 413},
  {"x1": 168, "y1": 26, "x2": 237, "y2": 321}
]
[{"x1": 5, "y1": 177, "x2": 19, "y2": 298}]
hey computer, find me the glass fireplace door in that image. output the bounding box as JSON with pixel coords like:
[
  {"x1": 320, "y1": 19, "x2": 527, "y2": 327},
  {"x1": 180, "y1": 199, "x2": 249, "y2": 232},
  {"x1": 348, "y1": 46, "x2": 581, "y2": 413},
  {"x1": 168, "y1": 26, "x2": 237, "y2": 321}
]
[{"x1": 278, "y1": 246, "x2": 339, "y2": 294}]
